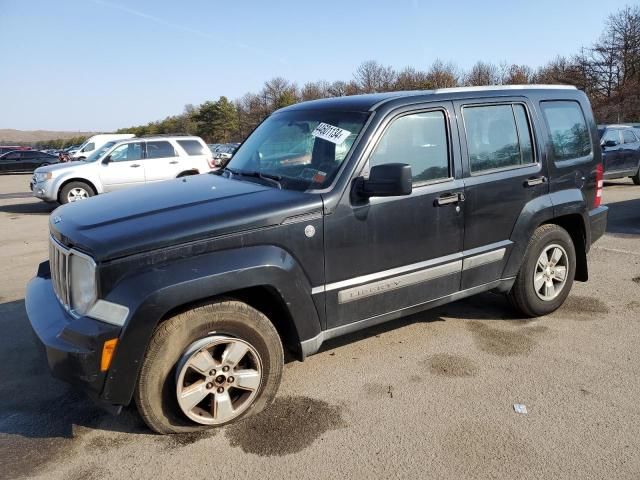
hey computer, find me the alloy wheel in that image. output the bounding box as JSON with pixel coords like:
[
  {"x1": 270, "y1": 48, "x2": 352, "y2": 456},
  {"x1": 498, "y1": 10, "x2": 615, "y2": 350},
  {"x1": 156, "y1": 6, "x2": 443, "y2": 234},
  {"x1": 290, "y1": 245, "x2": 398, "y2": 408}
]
[
  {"x1": 175, "y1": 335, "x2": 262, "y2": 425},
  {"x1": 533, "y1": 243, "x2": 569, "y2": 301},
  {"x1": 67, "y1": 187, "x2": 89, "y2": 202}
]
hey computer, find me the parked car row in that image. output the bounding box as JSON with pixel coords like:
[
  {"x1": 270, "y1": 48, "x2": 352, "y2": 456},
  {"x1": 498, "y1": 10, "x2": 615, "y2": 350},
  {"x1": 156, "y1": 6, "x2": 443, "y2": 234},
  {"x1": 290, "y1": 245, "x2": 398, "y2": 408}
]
[
  {"x1": 208, "y1": 142, "x2": 240, "y2": 167},
  {"x1": 30, "y1": 134, "x2": 214, "y2": 204}
]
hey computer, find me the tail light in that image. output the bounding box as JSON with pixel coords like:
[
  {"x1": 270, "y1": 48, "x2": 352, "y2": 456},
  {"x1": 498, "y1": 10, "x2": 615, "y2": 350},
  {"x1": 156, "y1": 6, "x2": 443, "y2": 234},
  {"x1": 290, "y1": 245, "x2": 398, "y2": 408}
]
[
  {"x1": 594, "y1": 163, "x2": 604, "y2": 207},
  {"x1": 207, "y1": 156, "x2": 215, "y2": 169}
]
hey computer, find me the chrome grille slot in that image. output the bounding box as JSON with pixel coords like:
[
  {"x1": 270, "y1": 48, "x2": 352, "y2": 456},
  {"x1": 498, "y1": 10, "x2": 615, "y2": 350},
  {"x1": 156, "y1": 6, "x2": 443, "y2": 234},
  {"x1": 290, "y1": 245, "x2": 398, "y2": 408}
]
[{"x1": 49, "y1": 236, "x2": 71, "y2": 309}]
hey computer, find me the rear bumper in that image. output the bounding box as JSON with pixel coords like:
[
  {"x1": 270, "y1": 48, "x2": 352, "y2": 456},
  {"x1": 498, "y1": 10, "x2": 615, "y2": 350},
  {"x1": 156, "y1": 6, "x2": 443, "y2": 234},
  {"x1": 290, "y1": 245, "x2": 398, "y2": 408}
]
[
  {"x1": 25, "y1": 262, "x2": 122, "y2": 401},
  {"x1": 588, "y1": 205, "x2": 608, "y2": 247}
]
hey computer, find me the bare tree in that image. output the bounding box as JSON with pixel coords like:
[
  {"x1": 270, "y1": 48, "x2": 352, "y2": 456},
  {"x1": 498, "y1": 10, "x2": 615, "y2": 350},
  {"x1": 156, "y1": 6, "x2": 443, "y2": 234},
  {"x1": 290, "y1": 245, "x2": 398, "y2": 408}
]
[
  {"x1": 395, "y1": 66, "x2": 430, "y2": 90},
  {"x1": 464, "y1": 61, "x2": 500, "y2": 86},
  {"x1": 301, "y1": 80, "x2": 331, "y2": 101},
  {"x1": 353, "y1": 60, "x2": 397, "y2": 93},
  {"x1": 425, "y1": 59, "x2": 460, "y2": 88},
  {"x1": 502, "y1": 64, "x2": 534, "y2": 85}
]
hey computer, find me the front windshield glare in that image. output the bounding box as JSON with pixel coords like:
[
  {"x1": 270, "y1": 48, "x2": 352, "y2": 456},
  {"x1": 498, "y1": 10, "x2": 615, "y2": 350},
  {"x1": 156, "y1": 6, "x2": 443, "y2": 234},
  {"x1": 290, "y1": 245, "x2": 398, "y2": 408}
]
[
  {"x1": 226, "y1": 110, "x2": 369, "y2": 190},
  {"x1": 85, "y1": 141, "x2": 117, "y2": 162}
]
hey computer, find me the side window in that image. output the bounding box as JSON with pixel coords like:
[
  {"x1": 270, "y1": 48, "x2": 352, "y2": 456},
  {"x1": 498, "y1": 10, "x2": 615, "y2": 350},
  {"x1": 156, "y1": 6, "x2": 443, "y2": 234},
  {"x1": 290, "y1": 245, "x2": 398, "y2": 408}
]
[
  {"x1": 82, "y1": 142, "x2": 95, "y2": 152},
  {"x1": 463, "y1": 104, "x2": 534, "y2": 173},
  {"x1": 146, "y1": 141, "x2": 176, "y2": 159},
  {"x1": 622, "y1": 129, "x2": 638, "y2": 144},
  {"x1": 109, "y1": 142, "x2": 142, "y2": 162},
  {"x1": 177, "y1": 140, "x2": 207, "y2": 156},
  {"x1": 5, "y1": 152, "x2": 21, "y2": 160},
  {"x1": 540, "y1": 101, "x2": 592, "y2": 162},
  {"x1": 602, "y1": 129, "x2": 621, "y2": 145},
  {"x1": 369, "y1": 110, "x2": 449, "y2": 184}
]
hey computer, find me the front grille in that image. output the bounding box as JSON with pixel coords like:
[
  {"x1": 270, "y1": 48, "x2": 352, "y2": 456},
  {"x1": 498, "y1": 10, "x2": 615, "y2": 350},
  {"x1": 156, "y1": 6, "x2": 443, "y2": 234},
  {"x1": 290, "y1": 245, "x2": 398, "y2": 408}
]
[{"x1": 49, "y1": 236, "x2": 71, "y2": 309}]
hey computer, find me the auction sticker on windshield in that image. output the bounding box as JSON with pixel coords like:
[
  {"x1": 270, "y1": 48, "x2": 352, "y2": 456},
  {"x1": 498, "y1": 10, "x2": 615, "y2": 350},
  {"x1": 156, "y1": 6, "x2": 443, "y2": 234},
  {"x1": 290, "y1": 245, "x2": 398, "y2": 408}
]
[{"x1": 312, "y1": 123, "x2": 352, "y2": 144}]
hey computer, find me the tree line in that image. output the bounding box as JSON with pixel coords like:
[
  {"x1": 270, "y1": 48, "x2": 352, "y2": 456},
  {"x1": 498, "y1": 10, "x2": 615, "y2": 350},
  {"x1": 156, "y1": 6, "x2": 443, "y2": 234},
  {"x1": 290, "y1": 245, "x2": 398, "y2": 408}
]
[{"x1": 33, "y1": 5, "x2": 640, "y2": 148}]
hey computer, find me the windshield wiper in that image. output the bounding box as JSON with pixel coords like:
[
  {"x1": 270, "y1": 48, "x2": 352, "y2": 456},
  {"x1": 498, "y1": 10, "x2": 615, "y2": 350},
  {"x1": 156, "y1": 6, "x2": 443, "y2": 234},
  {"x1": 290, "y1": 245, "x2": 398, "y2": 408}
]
[{"x1": 223, "y1": 168, "x2": 283, "y2": 189}]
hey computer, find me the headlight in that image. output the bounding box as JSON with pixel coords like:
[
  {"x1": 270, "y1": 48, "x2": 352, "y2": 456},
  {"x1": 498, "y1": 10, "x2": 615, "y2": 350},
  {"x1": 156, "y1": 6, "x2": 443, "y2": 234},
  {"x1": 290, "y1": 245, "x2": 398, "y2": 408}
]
[
  {"x1": 69, "y1": 253, "x2": 97, "y2": 315},
  {"x1": 34, "y1": 172, "x2": 52, "y2": 182}
]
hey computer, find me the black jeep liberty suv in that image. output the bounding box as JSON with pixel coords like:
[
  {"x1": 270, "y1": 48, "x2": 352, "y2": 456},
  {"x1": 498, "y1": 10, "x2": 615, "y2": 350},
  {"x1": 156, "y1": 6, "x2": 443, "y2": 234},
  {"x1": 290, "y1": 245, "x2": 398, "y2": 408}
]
[{"x1": 26, "y1": 86, "x2": 608, "y2": 433}]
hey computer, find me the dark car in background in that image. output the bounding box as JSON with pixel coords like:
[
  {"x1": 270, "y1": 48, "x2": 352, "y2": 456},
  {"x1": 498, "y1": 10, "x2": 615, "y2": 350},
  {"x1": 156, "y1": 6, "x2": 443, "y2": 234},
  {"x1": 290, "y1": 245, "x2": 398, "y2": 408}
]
[
  {"x1": 0, "y1": 150, "x2": 59, "y2": 173},
  {"x1": 598, "y1": 124, "x2": 640, "y2": 184}
]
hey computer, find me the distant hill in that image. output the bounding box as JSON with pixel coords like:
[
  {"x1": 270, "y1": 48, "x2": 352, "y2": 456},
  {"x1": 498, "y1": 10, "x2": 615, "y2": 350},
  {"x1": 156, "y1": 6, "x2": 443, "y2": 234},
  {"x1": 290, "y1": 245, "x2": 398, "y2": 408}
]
[{"x1": 0, "y1": 129, "x2": 97, "y2": 143}]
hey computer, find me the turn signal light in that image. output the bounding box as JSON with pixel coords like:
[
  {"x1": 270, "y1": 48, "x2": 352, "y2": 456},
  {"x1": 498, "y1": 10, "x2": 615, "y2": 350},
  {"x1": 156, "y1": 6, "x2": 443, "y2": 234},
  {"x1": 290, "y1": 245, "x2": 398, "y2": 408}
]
[{"x1": 101, "y1": 338, "x2": 118, "y2": 372}]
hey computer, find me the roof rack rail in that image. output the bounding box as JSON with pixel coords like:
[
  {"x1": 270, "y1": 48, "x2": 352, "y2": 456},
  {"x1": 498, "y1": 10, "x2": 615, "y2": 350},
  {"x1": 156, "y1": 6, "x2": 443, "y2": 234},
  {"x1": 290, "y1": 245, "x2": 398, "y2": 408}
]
[{"x1": 138, "y1": 133, "x2": 193, "y2": 138}]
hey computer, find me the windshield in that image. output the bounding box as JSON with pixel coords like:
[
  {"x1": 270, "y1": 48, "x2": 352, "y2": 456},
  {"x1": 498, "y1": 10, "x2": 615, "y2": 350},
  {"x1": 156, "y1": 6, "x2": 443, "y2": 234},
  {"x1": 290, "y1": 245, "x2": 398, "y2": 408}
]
[
  {"x1": 225, "y1": 110, "x2": 369, "y2": 191},
  {"x1": 84, "y1": 141, "x2": 117, "y2": 162}
]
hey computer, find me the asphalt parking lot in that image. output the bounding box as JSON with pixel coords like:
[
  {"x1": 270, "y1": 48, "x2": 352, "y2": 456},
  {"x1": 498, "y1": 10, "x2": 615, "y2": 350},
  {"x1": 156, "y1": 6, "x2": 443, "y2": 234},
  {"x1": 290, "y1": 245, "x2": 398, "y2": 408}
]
[{"x1": 0, "y1": 173, "x2": 639, "y2": 480}]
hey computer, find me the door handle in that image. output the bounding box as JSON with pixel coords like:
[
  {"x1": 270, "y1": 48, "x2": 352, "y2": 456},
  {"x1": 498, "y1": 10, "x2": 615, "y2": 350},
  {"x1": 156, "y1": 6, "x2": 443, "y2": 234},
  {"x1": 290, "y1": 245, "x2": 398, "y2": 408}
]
[
  {"x1": 169, "y1": 160, "x2": 179, "y2": 164},
  {"x1": 130, "y1": 164, "x2": 141, "y2": 168},
  {"x1": 524, "y1": 176, "x2": 546, "y2": 187},
  {"x1": 435, "y1": 192, "x2": 465, "y2": 206}
]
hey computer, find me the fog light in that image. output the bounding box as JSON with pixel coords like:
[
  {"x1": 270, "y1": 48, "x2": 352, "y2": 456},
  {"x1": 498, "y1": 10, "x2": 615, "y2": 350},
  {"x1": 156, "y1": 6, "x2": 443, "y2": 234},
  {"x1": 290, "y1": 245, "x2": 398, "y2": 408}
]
[{"x1": 101, "y1": 338, "x2": 118, "y2": 372}]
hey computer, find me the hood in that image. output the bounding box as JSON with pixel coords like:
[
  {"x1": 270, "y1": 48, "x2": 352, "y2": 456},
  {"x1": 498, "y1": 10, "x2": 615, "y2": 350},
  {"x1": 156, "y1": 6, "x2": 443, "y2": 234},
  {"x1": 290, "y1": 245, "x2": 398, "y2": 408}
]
[
  {"x1": 35, "y1": 160, "x2": 89, "y2": 174},
  {"x1": 50, "y1": 173, "x2": 323, "y2": 261}
]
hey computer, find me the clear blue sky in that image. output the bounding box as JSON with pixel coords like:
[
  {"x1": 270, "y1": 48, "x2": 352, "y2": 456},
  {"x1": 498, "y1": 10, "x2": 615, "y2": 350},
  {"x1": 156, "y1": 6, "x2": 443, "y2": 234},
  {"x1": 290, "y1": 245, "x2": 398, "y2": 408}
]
[{"x1": 0, "y1": 0, "x2": 632, "y2": 131}]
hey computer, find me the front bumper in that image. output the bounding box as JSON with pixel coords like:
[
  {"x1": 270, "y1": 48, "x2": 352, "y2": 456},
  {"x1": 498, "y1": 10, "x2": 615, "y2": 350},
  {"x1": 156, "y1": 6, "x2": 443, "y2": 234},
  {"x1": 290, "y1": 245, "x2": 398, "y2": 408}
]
[
  {"x1": 588, "y1": 205, "x2": 608, "y2": 246},
  {"x1": 25, "y1": 261, "x2": 122, "y2": 401},
  {"x1": 30, "y1": 179, "x2": 57, "y2": 201}
]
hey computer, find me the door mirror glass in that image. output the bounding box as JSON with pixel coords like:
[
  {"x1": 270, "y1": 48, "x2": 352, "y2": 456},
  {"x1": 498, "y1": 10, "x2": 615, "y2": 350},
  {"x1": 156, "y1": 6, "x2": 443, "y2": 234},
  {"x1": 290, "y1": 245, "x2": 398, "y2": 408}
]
[{"x1": 357, "y1": 163, "x2": 412, "y2": 198}]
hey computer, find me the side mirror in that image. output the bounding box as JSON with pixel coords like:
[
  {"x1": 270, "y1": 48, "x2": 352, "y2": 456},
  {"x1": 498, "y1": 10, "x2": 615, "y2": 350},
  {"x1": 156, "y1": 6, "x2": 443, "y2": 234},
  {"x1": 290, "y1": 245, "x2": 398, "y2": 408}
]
[
  {"x1": 102, "y1": 155, "x2": 111, "y2": 164},
  {"x1": 356, "y1": 163, "x2": 412, "y2": 198},
  {"x1": 603, "y1": 140, "x2": 617, "y2": 148}
]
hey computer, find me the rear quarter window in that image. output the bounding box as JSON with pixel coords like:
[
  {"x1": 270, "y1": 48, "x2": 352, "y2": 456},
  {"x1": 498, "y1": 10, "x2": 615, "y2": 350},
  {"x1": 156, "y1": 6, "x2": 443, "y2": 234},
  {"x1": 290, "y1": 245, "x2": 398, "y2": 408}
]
[
  {"x1": 540, "y1": 100, "x2": 592, "y2": 164},
  {"x1": 177, "y1": 140, "x2": 208, "y2": 156}
]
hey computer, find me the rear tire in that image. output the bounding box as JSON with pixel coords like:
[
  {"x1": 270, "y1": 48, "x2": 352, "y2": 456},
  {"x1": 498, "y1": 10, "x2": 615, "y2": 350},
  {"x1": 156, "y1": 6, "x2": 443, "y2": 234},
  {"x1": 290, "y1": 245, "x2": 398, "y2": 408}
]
[
  {"x1": 134, "y1": 300, "x2": 284, "y2": 434},
  {"x1": 508, "y1": 224, "x2": 576, "y2": 317},
  {"x1": 59, "y1": 181, "x2": 94, "y2": 204}
]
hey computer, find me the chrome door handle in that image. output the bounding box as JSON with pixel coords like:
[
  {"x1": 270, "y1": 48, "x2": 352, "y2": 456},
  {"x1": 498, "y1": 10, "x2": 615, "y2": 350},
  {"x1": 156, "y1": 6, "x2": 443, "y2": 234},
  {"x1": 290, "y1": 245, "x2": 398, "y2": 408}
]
[
  {"x1": 525, "y1": 176, "x2": 546, "y2": 187},
  {"x1": 435, "y1": 192, "x2": 465, "y2": 206},
  {"x1": 130, "y1": 164, "x2": 141, "y2": 168},
  {"x1": 169, "y1": 161, "x2": 179, "y2": 164}
]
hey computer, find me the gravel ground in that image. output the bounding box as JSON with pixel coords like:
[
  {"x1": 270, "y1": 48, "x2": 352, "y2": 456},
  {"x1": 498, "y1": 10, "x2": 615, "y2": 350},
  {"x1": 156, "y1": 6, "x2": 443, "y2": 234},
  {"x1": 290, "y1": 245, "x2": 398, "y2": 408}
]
[{"x1": 0, "y1": 174, "x2": 639, "y2": 480}]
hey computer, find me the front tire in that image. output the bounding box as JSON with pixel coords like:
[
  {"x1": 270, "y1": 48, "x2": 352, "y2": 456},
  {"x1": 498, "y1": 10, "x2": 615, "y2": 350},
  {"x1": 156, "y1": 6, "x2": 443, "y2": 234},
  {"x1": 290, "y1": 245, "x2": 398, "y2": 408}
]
[
  {"x1": 631, "y1": 168, "x2": 640, "y2": 185},
  {"x1": 134, "y1": 300, "x2": 284, "y2": 434},
  {"x1": 508, "y1": 224, "x2": 576, "y2": 317},
  {"x1": 59, "y1": 181, "x2": 94, "y2": 204}
]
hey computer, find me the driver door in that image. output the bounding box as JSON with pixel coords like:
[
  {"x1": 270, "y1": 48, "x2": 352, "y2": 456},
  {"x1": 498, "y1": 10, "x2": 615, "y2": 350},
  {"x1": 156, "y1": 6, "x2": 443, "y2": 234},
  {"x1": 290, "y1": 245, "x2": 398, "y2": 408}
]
[
  {"x1": 99, "y1": 142, "x2": 145, "y2": 192},
  {"x1": 323, "y1": 103, "x2": 465, "y2": 329}
]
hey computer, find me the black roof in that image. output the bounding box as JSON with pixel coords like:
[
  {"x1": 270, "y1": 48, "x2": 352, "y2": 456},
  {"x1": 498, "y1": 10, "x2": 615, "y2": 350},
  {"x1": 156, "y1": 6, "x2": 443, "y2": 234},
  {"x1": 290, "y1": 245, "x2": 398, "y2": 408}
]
[{"x1": 278, "y1": 85, "x2": 579, "y2": 113}]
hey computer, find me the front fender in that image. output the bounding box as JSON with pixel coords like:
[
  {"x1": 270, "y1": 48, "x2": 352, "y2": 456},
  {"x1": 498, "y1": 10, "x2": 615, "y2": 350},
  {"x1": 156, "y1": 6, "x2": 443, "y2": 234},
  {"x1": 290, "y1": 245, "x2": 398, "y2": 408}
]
[
  {"x1": 100, "y1": 245, "x2": 321, "y2": 405},
  {"x1": 52, "y1": 169, "x2": 104, "y2": 195}
]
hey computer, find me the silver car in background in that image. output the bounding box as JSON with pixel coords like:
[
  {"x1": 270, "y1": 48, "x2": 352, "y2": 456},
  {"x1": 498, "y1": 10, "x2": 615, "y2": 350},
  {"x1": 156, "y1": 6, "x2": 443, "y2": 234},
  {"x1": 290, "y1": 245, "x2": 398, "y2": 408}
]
[{"x1": 31, "y1": 135, "x2": 214, "y2": 204}]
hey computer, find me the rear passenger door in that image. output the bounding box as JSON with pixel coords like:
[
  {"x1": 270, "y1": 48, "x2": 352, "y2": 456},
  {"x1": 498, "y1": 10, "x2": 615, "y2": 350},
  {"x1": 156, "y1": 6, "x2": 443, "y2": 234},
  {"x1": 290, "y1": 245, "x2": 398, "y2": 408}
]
[
  {"x1": 143, "y1": 141, "x2": 182, "y2": 182},
  {"x1": 455, "y1": 98, "x2": 547, "y2": 290}
]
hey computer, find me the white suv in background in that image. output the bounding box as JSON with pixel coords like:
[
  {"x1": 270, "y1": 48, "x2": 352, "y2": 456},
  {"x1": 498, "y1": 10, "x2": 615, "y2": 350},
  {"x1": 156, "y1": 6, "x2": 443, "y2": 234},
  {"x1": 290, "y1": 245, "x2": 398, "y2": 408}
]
[
  {"x1": 31, "y1": 135, "x2": 215, "y2": 204},
  {"x1": 71, "y1": 134, "x2": 135, "y2": 160}
]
